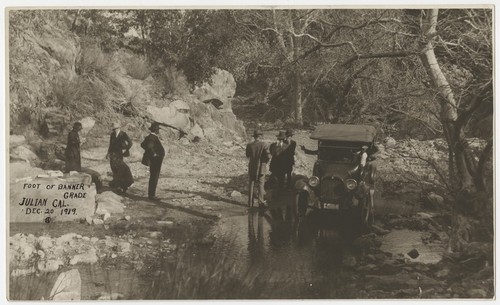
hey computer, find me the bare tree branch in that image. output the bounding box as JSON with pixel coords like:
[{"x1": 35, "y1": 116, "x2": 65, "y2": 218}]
[
  {"x1": 342, "y1": 50, "x2": 418, "y2": 66},
  {"x1": 388, "y1": 107, "x2": 441, "y2": 135}
]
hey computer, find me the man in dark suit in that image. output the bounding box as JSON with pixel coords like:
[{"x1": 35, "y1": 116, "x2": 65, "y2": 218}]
[
  {"x1": 106, "y1": 122, "x2": 134, "y2": 193},
  {"x1": 283, "y1": 129, "x2": 297, "y2": 188},
  {"x1": 141, "y1": 122, "x2": 165, "y2": 200},
  {"x1": 246, "y1": 130, "x2": 270, "y2": 207},
  {"x1": 65, "y1": 122, "x2": 82, "y2": 173},
  {"x1": 269, "y1": 131, "x2": 287, "y2": 191}
]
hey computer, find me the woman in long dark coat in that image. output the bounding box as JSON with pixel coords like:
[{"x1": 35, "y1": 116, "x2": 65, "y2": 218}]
[
  {"x1": 106, "y1": 122, "x2": 134, "y2": 193},
  {"x1": 65, "y1": 122, "x2": 82, "y2": 172}
]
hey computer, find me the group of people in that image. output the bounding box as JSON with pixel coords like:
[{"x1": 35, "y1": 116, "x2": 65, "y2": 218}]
[
  {"x1": 245, "y1": 129, "x2": 296, "y2": 207},
  {"x1": 64, "y1": 121, "x2": 165, "y2": 200}
]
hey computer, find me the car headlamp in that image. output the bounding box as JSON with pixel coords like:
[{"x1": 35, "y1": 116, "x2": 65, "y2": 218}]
[
  {"x1": 345, "y1": 179, "x2": 357, "y2": 190},
  {"x1": 308, "y1": 176, "x2": 320, "y2": 187}
]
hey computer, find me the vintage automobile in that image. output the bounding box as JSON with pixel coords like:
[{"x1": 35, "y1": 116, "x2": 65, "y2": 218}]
[{"x1": 294, "y1": 124, "x2": 377, "y2": 228}]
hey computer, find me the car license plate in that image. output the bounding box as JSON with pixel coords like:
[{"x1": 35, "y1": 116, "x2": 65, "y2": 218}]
[{"x1": 324, "y1": 203, "x2": 339, "y2": 210}]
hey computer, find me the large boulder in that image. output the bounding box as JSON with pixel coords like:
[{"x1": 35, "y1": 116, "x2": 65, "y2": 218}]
[
  {"x1": 184, "y1": 97, "x2": 246, "y2": 141},
  {"x1": 10, "y1": 172, "x2": 97, "y2": 223},
  {"x1": 147, "y1": 105, "x2": 191, "y2": 131},
  {"x1": 49, "y1": 269, "x2": 81, "y2": 300},
  {"x1": 10, "y1": 145, "x2": 39, "y2": 165},
  {"x1": 79, "y1": 117, "x2": 95, "y2": 136},
  {"x1": 9, "y1": 135, "x2": 26, "y2": 148},
  {"x1": 95, "y1": 191, "x2": 124, "y2": 215},
  {"x1": 10, "y1": 161, "x2": 45, "y2": 183},
  {"x1": 193, "y1": 69, "x2": 236, "y2": 111}
]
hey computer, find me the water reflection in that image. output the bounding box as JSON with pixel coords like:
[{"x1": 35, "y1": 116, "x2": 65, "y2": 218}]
[
  {"x1": 242, "y1": 203, "x2": 356, "y2": 282},
  {"x1": 247, "y1": 209, "x2": 265, "y2": 264}
]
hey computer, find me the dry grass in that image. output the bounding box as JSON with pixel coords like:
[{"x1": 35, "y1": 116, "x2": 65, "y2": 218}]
[{"x1": 125, "y1": 57, "x2": 151, "y2": 80}]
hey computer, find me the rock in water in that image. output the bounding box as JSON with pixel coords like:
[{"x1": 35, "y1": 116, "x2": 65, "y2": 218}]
[
  {"x1": 407, "y1": 248, "x2": 420, "y2": 259},
  {"x1": 49, "y1": 269, "x2": 81, "y2": 300}
]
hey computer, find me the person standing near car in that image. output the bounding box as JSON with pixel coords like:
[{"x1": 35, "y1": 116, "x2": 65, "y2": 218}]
[
  {"x1": 141, "y1": 122, "x2": 165, "y2": 200},
  {"x1": 269, "y1": 131, "x2": 287, "y2": 191},
  {"x1": 246, "y1": 130, "x2": 270, "y2": 207},
  {"x1": 106, "y1": 122, "x2": 134, "y2": 193},
  {"x1": 283, "y1": 129, "x2": 296, "y2": 188},
  {"x1": 349, "y1": 145, "x2": 369, "y2": 178},
  {"x1": 65, "y1": 122, "x2": 83, "y2": 173}
]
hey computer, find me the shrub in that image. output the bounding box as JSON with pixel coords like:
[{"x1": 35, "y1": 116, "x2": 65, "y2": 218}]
[
  {"x1": 77, "y1": 42, "x2": 109, "y2": 78},
  {"x1": 161, "y1": 66, "x2": 191, "y2": 96},
  {"x1": 125, "y1": 57, "x2": 151, "y2": 80},
  {"x1": 50, "y1": 76, "x2": 107, "y2": 115}
]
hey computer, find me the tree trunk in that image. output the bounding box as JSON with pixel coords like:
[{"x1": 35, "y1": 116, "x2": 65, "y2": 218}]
[
  {"x1": 419, "y1": 9, "x2": 476, "y2": 194},
  {"x1": 293, "y1": 69, "x2": 303, "y2": 125},
  {"x1": 418, "y1": 9, "x2": 486, "y2": 252},
  {"x1": 290, "y1": 14, "x2": 303, "y2": 126}
]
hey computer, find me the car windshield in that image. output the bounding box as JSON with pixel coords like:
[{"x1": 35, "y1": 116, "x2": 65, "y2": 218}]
[{"x1": 318, "y1": 146, "x2": 356, "y2": 163}]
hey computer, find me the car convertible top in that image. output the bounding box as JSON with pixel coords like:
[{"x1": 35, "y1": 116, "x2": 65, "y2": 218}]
[{"x1": 310, "y1": 124, "x2": 376, "y2": 143}]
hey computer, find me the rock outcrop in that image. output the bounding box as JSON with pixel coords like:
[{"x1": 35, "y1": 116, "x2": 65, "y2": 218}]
[
  {"x1": 49, "y1": 269, "x2": 82, "y2": 300},
  {"x1": 10, "y1": 172, "x2": 96, "y2": 223}
]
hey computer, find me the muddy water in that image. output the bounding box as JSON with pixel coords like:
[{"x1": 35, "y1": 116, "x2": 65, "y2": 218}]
[
  {"x1": 214, "y1": 204, "x2": 361, "y2": 290},
  {"x1": 381, "y1": 229, "x2": 444, "y2": 264},
  {"x1": 213, "y1": 199, "x2": 445, "y2": 296}
]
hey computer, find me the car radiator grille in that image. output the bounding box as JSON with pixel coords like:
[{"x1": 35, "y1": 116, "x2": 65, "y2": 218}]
[{"x1": 320, "y1": 178, "x2": 346, "y2": 203}]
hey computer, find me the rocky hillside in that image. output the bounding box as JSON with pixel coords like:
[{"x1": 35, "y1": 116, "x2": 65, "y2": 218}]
[{"x1": 9, "y1": 12, "x2": 246, "y2": 169}]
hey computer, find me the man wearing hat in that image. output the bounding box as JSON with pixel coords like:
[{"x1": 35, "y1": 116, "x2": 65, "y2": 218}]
[
  {"x1": 283, "y1": 129, "x2": 296, "y2": 188},
  {"x1": 269, "y1": 131, "x2": 287, "y2": 192},
  {"x1": 349, "y1": 145, "x2": 369, "y2": 178},
  {"x1": 65, "y1": 122, "x2": 83, "y2": 173},
  {"x1": 141, "y1": 122, "x2": 165, "y2": 200},
  {"x1": 246, "y1": 130, "x2": 270, "y2": 207},
  {"x1": 106, "y1": 122, "x2": 134, "y2": 193}
]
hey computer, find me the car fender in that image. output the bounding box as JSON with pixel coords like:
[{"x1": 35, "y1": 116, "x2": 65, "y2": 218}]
[{"x1": 294, "y1": 178, "x2": 318, "y2": 204}]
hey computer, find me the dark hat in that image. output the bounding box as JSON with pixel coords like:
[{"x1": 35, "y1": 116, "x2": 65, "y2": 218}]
[
  {"x1": 253, "y1": 130, "x2": 263, "y2": 137},
  {"x1": 149, "y1": 122, "x2": 161, "y2": 132},
  {"x1": 276, "y1": 131, "x2": 286, "y2": 140},
  {"x1": 285, "y1": 129, "x2": 294, "y2": 137},
  {"x1": 73, "y1": 122, "x2": 82, "y2": 129}
]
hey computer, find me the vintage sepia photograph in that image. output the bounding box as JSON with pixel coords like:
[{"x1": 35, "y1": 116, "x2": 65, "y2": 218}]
[{"x1": 6, "y1": 7, "x2": 494, "y2": 300}]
